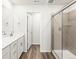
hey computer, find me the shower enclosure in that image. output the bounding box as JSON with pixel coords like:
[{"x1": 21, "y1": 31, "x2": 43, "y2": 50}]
[
  {"x1": 63, "y1": 3, "x2": 76, "y2": 59},
  {"x1": 51, "y1": 1, "x2": 76, "y2": 59}
]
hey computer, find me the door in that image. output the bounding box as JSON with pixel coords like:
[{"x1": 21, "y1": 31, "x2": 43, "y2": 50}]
[
  {"x1": 53, "y1": 12, "x2": 63, "y2": 59},
  {"x1": 11, "y1": 41, "x2": 18, "y2": 59},
  {"x1": 27, "y1": 13, "x2": 33, "y2": 50},
  {"x1": 51, "y1": 16, "x2": 54, "y2": 50}
]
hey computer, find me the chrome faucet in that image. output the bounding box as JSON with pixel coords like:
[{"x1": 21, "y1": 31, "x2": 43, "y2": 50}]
[
  {"x1": 10, "y1": 31, "x2": 14, "y2": 36},
  {"x1": 2, "y1": 31, "x2": 7, "y2": 35}
]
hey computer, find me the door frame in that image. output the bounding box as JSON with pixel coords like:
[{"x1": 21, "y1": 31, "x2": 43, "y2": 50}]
[{"x1": 27, "y1": 13, "x2": 33, "y2": 50}]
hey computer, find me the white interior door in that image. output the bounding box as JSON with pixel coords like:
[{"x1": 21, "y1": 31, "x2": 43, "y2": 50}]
[{"x1": 27, "y1": 14, "x2": 32, "y2": 50}]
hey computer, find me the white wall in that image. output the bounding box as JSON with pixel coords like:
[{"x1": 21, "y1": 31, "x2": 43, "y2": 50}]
[
  {"x1": 32, "y1": 13, "x2": 40, "y2": 44},
  {"x1": 3, "y1": 0, "x2": 12, "y2": 9},
  {"x1": 2, "y1": 6, "x2": 13, "y2": 36}
]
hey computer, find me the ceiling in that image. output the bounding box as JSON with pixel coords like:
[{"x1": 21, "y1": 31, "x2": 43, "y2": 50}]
[{"x1": 9, "y1": 0, "x2": 74, "y2": 5}]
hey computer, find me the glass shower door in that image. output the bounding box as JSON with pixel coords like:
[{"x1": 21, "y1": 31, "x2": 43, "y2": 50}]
[{"x1": 53, "y1": 12, "x2": 63, "y2": 59}]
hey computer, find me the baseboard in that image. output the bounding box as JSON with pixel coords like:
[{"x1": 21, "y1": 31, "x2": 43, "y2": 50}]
[
  {"x1": 24, "y1": 50, "x2": 27, "y2": 52},
  {"x1": 40, "y1": 50, "x2": 51, "y2": 52},
  {"x1": 24, "y1": 48, "x2": 27, "y2": 52},
  {"x1": 52, "y1": 50, "x2": 59, "y2": 59}
]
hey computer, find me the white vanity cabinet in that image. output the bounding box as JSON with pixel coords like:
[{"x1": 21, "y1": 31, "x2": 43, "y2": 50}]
[
  {"x1": 11, "y1": 41, "x2": 18, "y2": 59},
  {"x1": 2, "y1": 46, "x2": 10, "y2": 59},
  {"x1": 2, "y1": 34, "x2": 25, "y2": 59},
  {"x1": 18, "y1": 36, "x2": 24, "y2": 59}
]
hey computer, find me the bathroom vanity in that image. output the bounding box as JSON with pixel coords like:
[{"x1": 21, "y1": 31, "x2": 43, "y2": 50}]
[{"x1": 2, "y1": 33, "x2": 25, "y2": 59}]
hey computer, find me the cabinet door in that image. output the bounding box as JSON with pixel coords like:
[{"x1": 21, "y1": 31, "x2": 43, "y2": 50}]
[
  {"x1": 2, "y1": 46, "x2": 10, "y2": 59},
  {"x1": 11, "y1": 41, "x2": 18, "y2": 59},
  {"x1": 18, "y1": 36, "x2": 24, "y2": 59}
]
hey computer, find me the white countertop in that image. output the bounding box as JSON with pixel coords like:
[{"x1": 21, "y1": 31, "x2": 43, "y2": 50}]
[{"x1": 2, "y1": 33, "x2": 24, "y2": 49}]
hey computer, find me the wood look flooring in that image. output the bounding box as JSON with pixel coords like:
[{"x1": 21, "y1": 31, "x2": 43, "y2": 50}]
[{"x1": 20, "y1": 45, "x2": 55, "y2": 59}]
